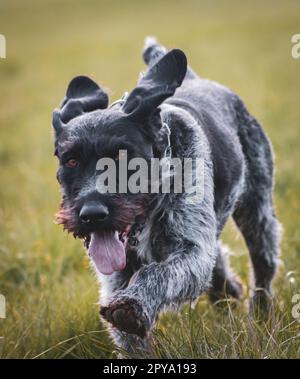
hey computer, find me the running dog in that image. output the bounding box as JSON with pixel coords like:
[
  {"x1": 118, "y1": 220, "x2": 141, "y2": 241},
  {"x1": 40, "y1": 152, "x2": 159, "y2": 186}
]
[{"x1": 52, "y1": 37, "x2": 281, "y2": 353}]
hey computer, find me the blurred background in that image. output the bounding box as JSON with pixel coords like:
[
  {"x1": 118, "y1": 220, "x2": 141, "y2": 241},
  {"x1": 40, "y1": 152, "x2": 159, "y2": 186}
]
[{"x1": 0, "y1": 0, "x2": 299, "y2": 358}]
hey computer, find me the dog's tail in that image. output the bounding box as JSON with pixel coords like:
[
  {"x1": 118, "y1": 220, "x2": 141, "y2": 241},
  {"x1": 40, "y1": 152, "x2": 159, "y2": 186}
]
[
  {"x1": 142, "y1": 37, "x2": 197, "y2": 80},
  {"x1": 142, "y1": 36, "x2": 167, "y2": 67}
]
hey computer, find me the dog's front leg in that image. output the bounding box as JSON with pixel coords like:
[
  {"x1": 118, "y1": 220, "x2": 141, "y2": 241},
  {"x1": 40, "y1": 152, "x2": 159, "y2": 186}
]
[{"x1": 101, "y1": 242, "x2": 216, "y2": 339}]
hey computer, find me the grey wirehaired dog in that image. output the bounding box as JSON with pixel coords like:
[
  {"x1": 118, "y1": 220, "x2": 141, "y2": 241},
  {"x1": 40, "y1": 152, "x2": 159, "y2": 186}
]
[{"x1": 52, "y1": 37, "x2": 281, "y2": 353}]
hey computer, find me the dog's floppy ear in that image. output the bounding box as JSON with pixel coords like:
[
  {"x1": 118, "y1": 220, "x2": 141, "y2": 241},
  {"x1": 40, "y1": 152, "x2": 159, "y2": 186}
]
[
  {"x1": 52, "y1": 76, "x2": 109, "y2": 138},
  {"x1": 123, "y1": 49, "x2": 187, "y2": 118},
  {"x1": 61, "y1": 76, "x2": 109, "y2": 122}
]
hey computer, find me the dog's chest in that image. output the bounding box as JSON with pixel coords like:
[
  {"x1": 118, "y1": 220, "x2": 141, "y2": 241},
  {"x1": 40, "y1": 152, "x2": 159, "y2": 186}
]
[{"x1": 126, "y1": 217, "x2": 154, "y2": 264}]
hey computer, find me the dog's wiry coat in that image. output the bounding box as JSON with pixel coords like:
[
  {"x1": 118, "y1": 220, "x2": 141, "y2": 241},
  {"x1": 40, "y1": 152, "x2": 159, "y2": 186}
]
[{"x1": 53, "y1": 37, "x2": 281, "y2": 353}]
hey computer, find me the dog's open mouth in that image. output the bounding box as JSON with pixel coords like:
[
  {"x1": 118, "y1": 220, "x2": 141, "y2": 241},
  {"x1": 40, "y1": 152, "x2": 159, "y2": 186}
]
[{"x1": 88, "y1": 230, "x2": 128, "y2": 275}]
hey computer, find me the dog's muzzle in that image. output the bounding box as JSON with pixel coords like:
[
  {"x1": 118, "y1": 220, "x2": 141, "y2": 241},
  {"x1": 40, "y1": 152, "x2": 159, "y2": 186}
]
[{"x1": 79, "y1": 201, "x2": 109, "y2": 224}]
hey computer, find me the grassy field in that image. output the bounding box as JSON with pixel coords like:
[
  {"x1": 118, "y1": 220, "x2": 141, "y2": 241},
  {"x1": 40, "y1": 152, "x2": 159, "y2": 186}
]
[{"x1": 0, "y1": 0, "x2": 300, "y2": 358}]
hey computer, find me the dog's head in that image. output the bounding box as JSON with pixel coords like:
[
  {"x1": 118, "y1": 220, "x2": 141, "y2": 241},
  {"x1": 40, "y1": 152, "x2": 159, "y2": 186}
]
[{"x1": 53, "y1": 49, "x2": 187, "y2": 275}]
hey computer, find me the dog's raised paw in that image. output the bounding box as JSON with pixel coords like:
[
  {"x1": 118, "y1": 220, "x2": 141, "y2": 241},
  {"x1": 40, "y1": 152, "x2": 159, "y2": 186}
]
[{"x1": 100, "y1": 298, "x2": 149, "y2": 339}]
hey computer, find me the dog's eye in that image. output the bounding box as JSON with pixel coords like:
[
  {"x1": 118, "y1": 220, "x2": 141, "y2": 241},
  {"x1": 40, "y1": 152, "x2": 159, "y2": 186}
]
[{"x1": 66, "y1": 159, "x2": 78, "y2": 168}]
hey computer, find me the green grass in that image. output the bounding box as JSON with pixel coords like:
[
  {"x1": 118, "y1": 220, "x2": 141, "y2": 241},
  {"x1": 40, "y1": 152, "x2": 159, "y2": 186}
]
[{"x1": 0, "y1": 0, "x2": 300, "y2": 359}]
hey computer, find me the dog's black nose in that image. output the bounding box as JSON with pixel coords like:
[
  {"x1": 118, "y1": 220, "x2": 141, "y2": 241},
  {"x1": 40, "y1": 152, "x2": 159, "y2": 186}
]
[{"x1": 79, "y1": 202, "x2": 109, "y2": 223}]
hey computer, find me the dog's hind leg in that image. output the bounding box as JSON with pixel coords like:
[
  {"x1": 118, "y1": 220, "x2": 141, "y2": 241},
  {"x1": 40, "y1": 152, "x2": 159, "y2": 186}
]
[
  {"x1": 208, "y1": 242, "x2": 243, "y2": 304},
  {"x1": 233, "y1": 98, "x2": 281, "y2": 312},
  {"x1": 233, "y1": 194, "x2": 281, "y2": 312}
]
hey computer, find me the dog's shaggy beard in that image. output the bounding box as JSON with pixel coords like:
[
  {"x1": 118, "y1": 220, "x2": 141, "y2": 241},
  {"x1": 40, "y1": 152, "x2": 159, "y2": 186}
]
[{"x1": 56, "y1": 194, "x2": 150, "y2": 244}]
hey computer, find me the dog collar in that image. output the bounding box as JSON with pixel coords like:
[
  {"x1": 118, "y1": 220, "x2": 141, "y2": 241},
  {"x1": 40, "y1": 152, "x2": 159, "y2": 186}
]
[
  {"x1": 109, "y1": 92, "x2": 129, "y2": 109},
  {"x1": 163, "y1": 122, "x2": 172, "y2": 158}
]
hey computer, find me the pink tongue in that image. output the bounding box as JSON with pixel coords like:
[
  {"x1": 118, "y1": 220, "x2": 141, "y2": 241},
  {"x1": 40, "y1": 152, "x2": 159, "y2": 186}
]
[{"x1": 88, "y1": 231, "x2": 126, "y2": 275}]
